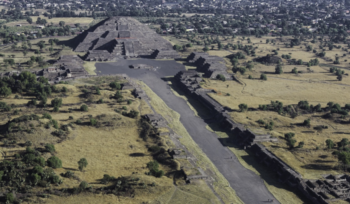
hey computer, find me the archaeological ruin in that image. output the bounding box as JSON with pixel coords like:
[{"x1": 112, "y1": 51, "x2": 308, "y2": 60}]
[{"x1": 74, "y1": 17, "x2": 180, "y2": 61}]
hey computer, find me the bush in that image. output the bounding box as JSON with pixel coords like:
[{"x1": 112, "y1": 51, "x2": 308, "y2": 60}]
[
  {"x1": 109, "y1": 82, "x2": 121, "y2": 90},
  {"x1": 45, "y1": 143, "x2": 55, "y2": 153},
  {"x1": 79, "y1": 181, "x2": 89, "y2": 190},
  {"x1": 51, "y1": 98, "x2": 62, "y2": 107},
  {"x1": 90, "y1": 118, "x2": 97, "y2": 126},
  {"x1": 43, "y1": 113, "x2": 52, "y2": 119},
  {"x1": 78, "y1": 158, "x2": 88, "y2": 171},
  {"x1": 303, "y1": 119, "x2": 311, "y2": 127},
  {"x1": 326, "y1": 139, "x2": 335, "y2": 149},
  {"x1": 80, "y1": 104, "x2": 88, "y2": 112},
  {"x1": 260, "y1": 74, "x2": 267, "y2": 80},
  {"x1": 5, "y1": 192, "x2": 15, "y2": 203},
  {"x1": 238, "y1": 103, "x2": 248, "y2": 112},
  {"x1": 127, "y1": 100, "x2": 132, "y2": 105},
  {"x1": 47, "y1": 156, "x2": 62, "y2": 168},
  {"x1": 216, "y1": 74, "x2": 226, "y2": 81}
]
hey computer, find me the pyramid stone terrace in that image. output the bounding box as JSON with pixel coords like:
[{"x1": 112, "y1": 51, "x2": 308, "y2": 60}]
[{"x1": 75, "y1": 17, "x2": 180, "y2": 61}]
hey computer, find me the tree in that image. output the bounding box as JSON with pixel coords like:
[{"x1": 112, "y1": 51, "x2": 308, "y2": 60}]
[
  {"x1": 216, "y1": 74, "x2": 225, "y2": 81},
  {"x1": 337, "y1": 75, "x2": 343, "y2": 81},
  {"x1": 218, "y1": 41, "x2": 222, "y2": 50},
  {"x1": 338, "y1": 138, "x2": 349, "y2": 148},
  {"x1": 238, "y1": 103, "x2": 248, "y2": 112},
  {"x1": 298, "y1": 141, "x2": 304, "y2": 148},
  {"x1": 109, "y1": 82, "x2": 121, "y2": 90},
  {"x1": 78, "y1": 158, "x2": 88, "y2": 171},
  {"x1": 80, "y1": 104, "x2": 88, "y2": 111},
  {"x1": 37, "y1": 41, "x2": 45, "y2": 50},
  {"x1": 27, "y1": 17, "x2": 33, "y2": 24},
  {"x1": 303, "y1": 119, "x2": 311, "y2": 127},
  {"x1": 51, "y1": 98, "x2": 62, "y2": 108},
  {"x1": 114, "y1": 91, "x2": 123, "y2": 100},
  {"x1": 0, "y1": 86, "x2": 12, "y2": 97},
  {"x1": 5, "y1": 193, "x2": 15, "y2": 203},
  {"x1": 338, "y1": 151, "x2": 350, "y2": 171},
  {"x1": 287, "y1": 138, "x2": 296, "y2": 149},
  {"x1": 275, "y1": 64, "x2": 283, "y2": 74},
  {"x1": 292, "y1": 68, "x2": 298, "y2": 74},
  {"x1": 47, "y1": 156, "x2": 62, "y2": 168},
  {"x1": 326, "y1": 139, "x2": 335, "y2": 149},
  {"x1": 45, "y1": 143, "x2": 55, "y2": 153},
  {"x1": 79, "y1": 181, "x2": 89, "y2": 190},
  {"x1": 173, "y1": 44, "x2": 181, "y2": 51},
  {"x1": 260, "y1": 74, "x2": 267, "y2": 80},
  {"x1": 59, "y1": 21, "x2": 65, "y2": 27},
  {"x1": 203, "y1": 46, "x2": 209, "y2": 52}
]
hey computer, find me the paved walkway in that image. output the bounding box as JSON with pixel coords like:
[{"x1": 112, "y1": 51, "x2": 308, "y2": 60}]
[{"x1": 96, "y1": 59, "x2": 279, "y2": 204}]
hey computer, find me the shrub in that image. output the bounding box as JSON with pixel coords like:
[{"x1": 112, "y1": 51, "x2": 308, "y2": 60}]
[
  {"x1": 61, "y1": 171, "x2": 74, "y2": 178},
  {"x1": 69, "y1": 116, "x2": 74, "y2": 120},
  {"x1": 25, "y1": 141, "x2": 32, "y2": 147},
  {"x1": 52, "y1": 119, "x2": 58, "y2": 129},
  {"x1": 303, "y1": 119, "x2": 311, "y2": 127},
  {"x1": 127, "y1": 100, "x2": 132, "y2": 105},
  {"x1": 284, "y1": 132, "x2": 295, "y2": 140},
  {"x1": 109, "y1": 82, "x2": 121, "y2": 90},
  {"x1": 90, "y1": 118, "x2": 97, "y2": 126},
  {"x1": 47, "y1": 156, "x2": 62, "y2": 168},
  {"x1": 53, "y1": 106, "x2": 59, "y2": 112},
  {"x1": 238, "y1": 103, "x2": 248, "y2": 112},
  {"x1": 51, "y1": 98, "x2": 62, "y2": 107},
  {"x1": 79, "y1": 181, "x2": 89, "y2": 190},
  {"x1": 33, "y1": 165, "x2": 43, "y2": 174},
  {"x1": 216, "y1": 74, "x2": 226, "y2": 81},
  {"x1": 43, "y1": 113, "x2": 52, "y2": 119},
  {"x1": 80, "y1": 104, "x2": 88, "y2": 112},
  {"x1": 298, "y1": 141, "x2": 304, "y2": 148},
  {"x1": 275, "y1": 64, "x2": 283, "y2": 74},
  {"x1": 76, "y1": 119, "x2": 82, "y2": 124},
  {"x1": 5, "y1": 193, "x2": 15, "y2": 203},
  {"x1": 78, "y1": 158, "x2": 88, "y2": 171},
  {"x1": 45, "y1": 143, "x2": 55, "y2": 153},
  {"x1": 326, "y1": 139, "x2": 335, "y2": 149},
  {"x1": 260, "y1": 74, "x2": 267, "y2": 80}
]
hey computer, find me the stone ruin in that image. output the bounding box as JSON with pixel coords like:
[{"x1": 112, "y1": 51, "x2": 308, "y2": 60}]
[
  {"x1": 186, "y1": 52, "x2": 232, "y2": 80},
  {"x1": 0, "y1": 55, "x2": 88, "y2": 83},
  {"x1": 175, "y1": 70, "x2": 277, "y2": 147},
  {"x1": 74, "y1": 17, "x2": 180, "y2": 61},
  {"x1": 142, "y1": 114, "x2": 167, "y2": 128},
  {"x1": 174, "y1": 70, "x2": 335, "y2": 203}
]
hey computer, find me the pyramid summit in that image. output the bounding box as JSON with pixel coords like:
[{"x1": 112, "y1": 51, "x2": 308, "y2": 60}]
[{"x1": 74, "y1": 17, "x2": 180, "y2": 61}]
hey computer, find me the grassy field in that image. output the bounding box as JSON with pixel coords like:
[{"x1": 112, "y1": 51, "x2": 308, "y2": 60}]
[{"x1": 0, "y1": 76, "x2": 228, "y2": 204}]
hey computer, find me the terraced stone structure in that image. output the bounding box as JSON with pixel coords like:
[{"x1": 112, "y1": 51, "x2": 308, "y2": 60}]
[
  {"x1": 74, "y1": 17, "x2": 180, "y2": 61},
  {"x1": 187, "y1": 52, "x2": 231, "y2": 80}
]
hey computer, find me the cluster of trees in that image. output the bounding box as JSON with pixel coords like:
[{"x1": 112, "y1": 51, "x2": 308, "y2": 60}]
[
  {"x1": 329, "y1": 67, "x2": 345, "y2": 81},
  {"x1": 257, "y1": 119, "x2": 275, "y2": 130},
  {"x1": 284, "y1": 132, "x2": 304, "y2": 149},
  {"x1": 307, "y1": 58, "x2": 319, "y2": 67},
  {"x1": 0, "y1": 145, "x2": 63, "y2": 196},
  {"x1": 146, "y1": 161, "x2": 164, "y2": 178}
]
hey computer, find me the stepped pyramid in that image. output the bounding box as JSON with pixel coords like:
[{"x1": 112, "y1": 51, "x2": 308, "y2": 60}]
[{"x1": 74, "y1": 17, "x2": 179, "y2": 61}]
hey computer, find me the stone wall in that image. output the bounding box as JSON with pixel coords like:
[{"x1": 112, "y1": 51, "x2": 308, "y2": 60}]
[{"x1": 174, "y1": 70, "x2": 331, "y2": 204}]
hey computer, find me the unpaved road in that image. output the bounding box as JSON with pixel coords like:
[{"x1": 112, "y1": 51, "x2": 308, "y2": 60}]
[{"x1": 96, "y1": 59, "x2": 279, "y2": 204}]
